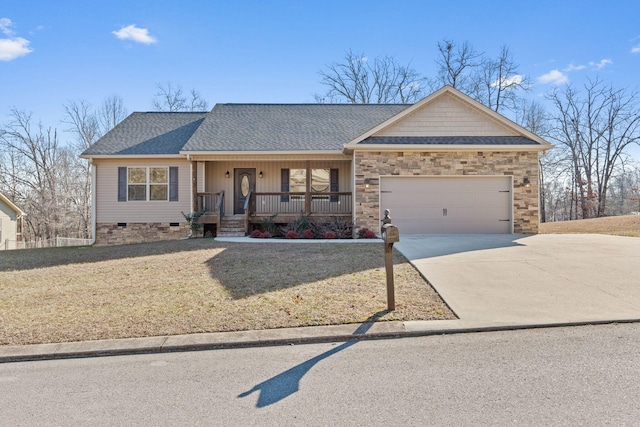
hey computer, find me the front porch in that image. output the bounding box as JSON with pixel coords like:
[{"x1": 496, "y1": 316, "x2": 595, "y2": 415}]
[
  {"x1": 191, "y1": 158, "x2": 354, "y2": 236},
  {"x1": 196, "y1": 190, "x2": 353, "y2": 236}
]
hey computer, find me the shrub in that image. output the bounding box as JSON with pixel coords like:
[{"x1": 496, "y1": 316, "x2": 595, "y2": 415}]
[
  {"x1": 358, "y1": 227, "x2": 377, "y2": 239},
  {"x1": 290, "y1": 213, "x2": 312, "y2": 234},
  {"x1": 328, "y1": 218, "x2": 353, "y2": 239},
  {"x1": 302, "y1": 229, "x2": 314, "y2": 239},
  {"x1": 286, "y1": 230, "x2": 299, "y2": 239},
  {"x1": 181, "y1": 210, "x2": 205, "y2": 237},
  {"x1": 323, "y1": 230, "x2": 336, "y2": 239},
  {"x1": 261, "y1": 231, "x2": 271, "y2": 238},
  {"x1": 250, "y1": 230, "x2": 264, "y2": 238},
  {"x1": 260, "y1": 214, "x2": 279, "y2": 236}
]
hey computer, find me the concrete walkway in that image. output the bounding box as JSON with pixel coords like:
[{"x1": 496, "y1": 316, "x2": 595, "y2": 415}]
[{"x1": 2, "y1": 234, "x2": 639, "y2": 362}]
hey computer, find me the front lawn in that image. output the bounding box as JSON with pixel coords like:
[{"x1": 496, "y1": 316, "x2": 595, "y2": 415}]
[{"x1": 0, "y1": 239, "x2": 454, "y2": 346}]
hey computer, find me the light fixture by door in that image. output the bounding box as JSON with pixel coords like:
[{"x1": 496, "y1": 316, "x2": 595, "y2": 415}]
[
  {"x1": 259, "y1": 171, "x2": 263, "y2": 178},
  {"x1": 225, "y1": 171, "x2": 230, "y2": 178}
]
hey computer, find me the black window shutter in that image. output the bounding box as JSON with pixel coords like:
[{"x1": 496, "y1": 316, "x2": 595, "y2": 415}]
[
  {"x1": 169, "y1": 167, "x2": 179, "y2": 201},
  {"x1": 330, "y1": 168, "x2": 339, "y2": 202},
  {"x1": 118, "y1": 167, "x2": 127, "y2": 201},
  {"x1": 281, "y1": 169, "x2": 290, "y2": 202}
]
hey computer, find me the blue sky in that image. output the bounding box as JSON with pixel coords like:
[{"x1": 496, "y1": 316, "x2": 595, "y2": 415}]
[{"x1": 2, "y1": 0, "x2": 639, "y2": 145}]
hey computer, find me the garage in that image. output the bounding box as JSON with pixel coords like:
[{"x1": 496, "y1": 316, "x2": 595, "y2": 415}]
[{"x1": 379, "y1": 176, "x2": 512, "y2": 234}]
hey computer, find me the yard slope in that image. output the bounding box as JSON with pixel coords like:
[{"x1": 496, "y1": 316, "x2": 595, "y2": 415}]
[{"x1": 539, "y1": 215, "x2": 640, "y2": 237}]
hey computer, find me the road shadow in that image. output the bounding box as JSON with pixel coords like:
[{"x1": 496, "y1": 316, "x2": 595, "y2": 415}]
[
  {"x1": 238, "y1": 311, "x2": 387, "y2": 408},
  {"x1": 394, "y1": 234, "x2": 531, "y2": 260}
]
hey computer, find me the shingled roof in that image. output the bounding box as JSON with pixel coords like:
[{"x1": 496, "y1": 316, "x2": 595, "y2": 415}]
[
  {"x1": 81, "y1": 105, "x2": 411, "y2": 156},
  {"x1": 81, "y1": 112, "x2": 208, "y2": 156},
  {"x1": 81, "y1": 90, "x2": 550, "y2": 157},
  {"x1": 181, "y1": 104, "x2": 410, "y2": 152}
]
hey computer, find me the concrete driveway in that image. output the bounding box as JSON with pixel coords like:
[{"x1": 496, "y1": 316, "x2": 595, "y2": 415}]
[{"x1": 395, "y1": 234, "x2": 640, "y2": 330}]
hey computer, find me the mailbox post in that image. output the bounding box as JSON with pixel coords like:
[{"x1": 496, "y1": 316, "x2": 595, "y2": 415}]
[{"x1": 382, "y1": 223, "x2": 399, "y2": 311}]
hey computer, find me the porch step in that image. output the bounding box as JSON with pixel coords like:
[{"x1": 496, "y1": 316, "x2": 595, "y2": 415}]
[{"x1": 217, "y1": 217, "x2": 246, "y2": 237}]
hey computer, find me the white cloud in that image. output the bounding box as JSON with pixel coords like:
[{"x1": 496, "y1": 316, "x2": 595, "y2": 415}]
[
  {"x1": 537, "y1": 69, "x2": 569, "y2": 85},
  {"x1": 491, "y1": 74, "x2": 523, "y2": 88},
  {"x1": 0, "y1": 18, "x2": 14, "y2": 35},
  {"x1": 590, "y1": 59, "x2": 612, "y2": 69},
  {"x1": 0, "y1": 18, "x2": 33, "y2": 61},
  {"x1": 564, "y1": 63, "x2": 586, "y2": 72},
  {"x1": 112, "y1": 24, "x2": 157, "y2": 45},
  {"x1": 0, "y1": 37, "x2": 33, "y2": 61},
  {"x1": 633, "y1": 45, "x2": 640, "y2": 54}
]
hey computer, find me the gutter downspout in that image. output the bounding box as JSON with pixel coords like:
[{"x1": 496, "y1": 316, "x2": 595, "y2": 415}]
[{"x1": 89, "y1": 159, "x2": 97, "y2": 245}]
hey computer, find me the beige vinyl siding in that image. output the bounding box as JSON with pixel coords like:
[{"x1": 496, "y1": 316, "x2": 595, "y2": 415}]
[
  {"x1": 0, "y1": 200, "x2": 18, "y2": 245},
  {"x1": 203, "y1": 160, "x2": 352, "y2": 215},
  {"x1": 95, "y1": 158, "x2": 192, "y2": 223},
  {"x1": 375, "y1": 93, "x2": 517, "y2": 137}
]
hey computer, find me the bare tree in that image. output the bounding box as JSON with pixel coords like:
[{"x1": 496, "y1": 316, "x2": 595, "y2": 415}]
[
  {"x1": 64, "y1": 100, "x2": 100, "y2": 152},
  {"x1": 62, "y1": 96, "x2": 128, "y2": 238},
  {"x1": 316, "y1": 50, "x2": 425, "y2": 104},
  {"x1": 470, "y1": 45, "x2": 530, "y2": 113},
  {"x1": 152, "y1": 82, "x2": 209, "y2": 111},
  {"x1": 430, "y1": 39, "x2": 482, "y2": 93},
  {"x1": 547, "y1": 78, "x2": 640, "y2": 218},
  {"x1": 0, "y1": 109, "x2": 63, "y2": 240},
  {"x1": 98, "y1": 95, "x2": 128, "y2": 133},
  {"x1": 429, "y1": 40, "x2": 530, "y2": 115}
]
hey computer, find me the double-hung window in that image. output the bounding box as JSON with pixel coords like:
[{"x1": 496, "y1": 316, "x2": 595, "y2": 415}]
[
  {"x1": 281, "y1": 168, "x2": 338, "y2": 202},
  {"x1": 118, "y1": 166, "x2": 178, "y2": 202}
]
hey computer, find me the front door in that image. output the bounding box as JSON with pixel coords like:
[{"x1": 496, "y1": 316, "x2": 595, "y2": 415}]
[{"x1": 234, "y1": 168, "x2": 255, "y2": 214}]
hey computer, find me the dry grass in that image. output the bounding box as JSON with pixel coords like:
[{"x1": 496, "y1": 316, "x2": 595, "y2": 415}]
[
  {"x1": 0, "y1": 239, "x2": 454, "y2": 346},
  {"x1": 539, "y1": 215, "x2": 640, "y2": 237}
]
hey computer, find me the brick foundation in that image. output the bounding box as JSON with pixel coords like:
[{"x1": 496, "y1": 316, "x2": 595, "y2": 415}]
[
  {"x1": 354, "y1": 151, "x2": 540, "y2": 235},
  {"x1": 95, "y1": 222, "x2": 190, "y2": 245}
]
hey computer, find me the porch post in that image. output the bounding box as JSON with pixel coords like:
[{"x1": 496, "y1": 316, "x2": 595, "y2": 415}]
[
  {"x1": 191, "y1": 160, "x2": 198, "y2": 212},
  {"x1": 305, "y1": 160, "x2": 311, "y2": 215}
]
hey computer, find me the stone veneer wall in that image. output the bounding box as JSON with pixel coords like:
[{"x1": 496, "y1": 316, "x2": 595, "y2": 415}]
[
  {"x1": 354, "y1": 151, "x2": 540, "y2": 235},
  {"x1": 95, "y1": 222, "x2": 190, "y2": 245}
]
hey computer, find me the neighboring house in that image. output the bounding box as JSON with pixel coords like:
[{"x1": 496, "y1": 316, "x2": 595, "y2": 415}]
[
  {"x1": 0, "y1": 192, "x2": 25, "y2": 250},
  {"x1": 80, "y1": 86, "x2": 553, "y2": 245}
]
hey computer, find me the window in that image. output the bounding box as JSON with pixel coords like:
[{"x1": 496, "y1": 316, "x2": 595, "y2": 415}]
[
  {"x1": 281, "y1": 168, "x2": 338, "y2": 202},
  {"x1": 149, "y1": 167, "x2": 168, "y2": 200},
  {"x1": 288, "y1": 169, "x2": 330, "y2": 193},
  {"x1": 128, "y1": 167, "x2": 148, "y2": 201},
  {"x1": 118, "y1": 166, "x2": 178, "y2": 202}
]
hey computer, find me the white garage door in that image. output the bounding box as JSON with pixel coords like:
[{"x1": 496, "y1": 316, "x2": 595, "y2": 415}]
[{"x1": 380, "y1": 176, "x2": 512, "y2": 234}]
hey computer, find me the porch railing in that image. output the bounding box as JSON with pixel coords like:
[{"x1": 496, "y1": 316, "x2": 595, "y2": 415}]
[
  {"x1": 196, "y1": 192, "x2": 220, "y2": 213},
  {"x1": 196, "y1": 191, "x2": 224, "y2": 230},
  {"x1": 250, "y1": 192, "x2": 352, "y2": 216},
  {"x1": 244, "y1": 190, "x2": 252, "y2": 234}
]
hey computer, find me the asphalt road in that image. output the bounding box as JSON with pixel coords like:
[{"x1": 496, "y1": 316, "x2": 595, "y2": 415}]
[{"x1": 2, "y1": 323, "x2": 639, "y2": 426}]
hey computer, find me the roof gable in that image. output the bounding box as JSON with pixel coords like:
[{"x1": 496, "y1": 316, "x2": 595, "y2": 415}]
[
  {"x1": 374, "y1": 92, "x2": 517, "y2": 137},
  {"x1": 346, "y1": 85, "x2": 552, "y2": 148},
  {"x1": 0, "y1": 192, "x2": 24, "y2": 215}
]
